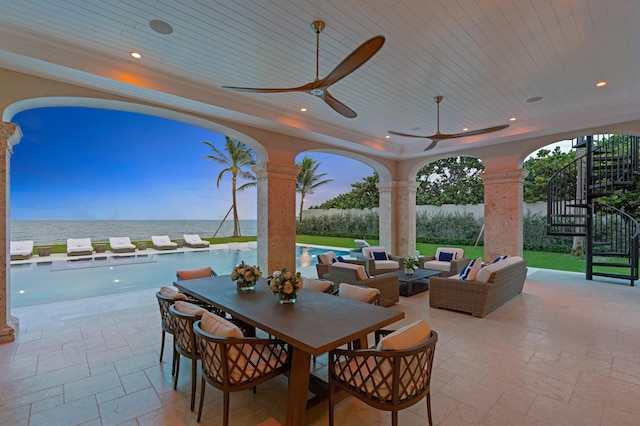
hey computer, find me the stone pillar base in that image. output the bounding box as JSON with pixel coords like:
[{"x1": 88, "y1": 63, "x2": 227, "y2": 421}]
[{"x1": 0, "y1": 323, "x2": 15, "y2": 343}]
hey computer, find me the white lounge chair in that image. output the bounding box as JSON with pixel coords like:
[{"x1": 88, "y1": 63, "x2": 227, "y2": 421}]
[
  {"x1": 109, "y1": 236, "x2": 136, "y2": 253},
  {"x1": 67, "y1": 238, "x2": 93, "y2": 256},
  {"x1": 183, "y1": 234, "x2": 210, "y2": 248},
  {"x1": 10, "y1": 240, "x2": 34, "y2": 260},
  {"x1": 151, "y1": 235, "x2": 178, "y2": 250}
]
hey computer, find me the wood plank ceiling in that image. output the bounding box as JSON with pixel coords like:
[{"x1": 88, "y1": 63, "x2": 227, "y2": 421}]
[{"x1": 0, "y1": 0, "x2": 638, "y2": 159}]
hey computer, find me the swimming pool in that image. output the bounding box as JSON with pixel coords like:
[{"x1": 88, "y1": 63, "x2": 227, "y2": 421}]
[{"x1": 10, "y1": 245, "x2": 348, "y2": 308}]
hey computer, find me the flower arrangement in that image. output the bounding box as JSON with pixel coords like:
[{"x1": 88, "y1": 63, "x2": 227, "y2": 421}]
[
  {"x1": 269, "y1": 268, "x2": 303, "y2": 303},
  {"x1": 403, "y1": 257, "x2": 419, "y2": 274},
  {"x1": 231, "y1": 261, "x2": 262, "y2": 291},
  {"x1": 403, "y1": 257, "x2": 419, "y2": 269}
]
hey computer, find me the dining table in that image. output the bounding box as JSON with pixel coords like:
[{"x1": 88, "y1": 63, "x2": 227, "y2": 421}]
[{"x1": 173, "y1": 274, "x2": 405, "y2": 426}]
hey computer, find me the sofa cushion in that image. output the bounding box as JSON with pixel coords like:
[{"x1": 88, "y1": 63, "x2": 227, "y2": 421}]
[
  {"x1": 475, "y1": 260, "x2": 511, "y2": 283},
  {"x1": 302, "y1": 278, "x2": 334, "y2": 293},
  {"x1": 438, "y1": 251, "x2": 454, "y2": 262},
  {"x1": 460, "y1": 257, "x2": 482, "y2": 281},
  {"x1": 318, "y1": 251, "x2": 336, "y2": 265},
  {"x1": 374, "y1": 260, "x2": 400, "y2": 270},
  {"x1": 377, "y1": 320, "x2": 432, "y2": 350}
]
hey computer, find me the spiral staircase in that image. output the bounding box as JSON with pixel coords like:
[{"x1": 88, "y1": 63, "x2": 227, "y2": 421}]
[{"x1": 547, "y1": 134, "x2": 640, "y2": 286}]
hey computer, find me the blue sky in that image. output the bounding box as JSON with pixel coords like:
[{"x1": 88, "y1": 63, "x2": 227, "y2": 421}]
[{"x1": 10, "y1": 107, "x2": 373, "y2": 220}]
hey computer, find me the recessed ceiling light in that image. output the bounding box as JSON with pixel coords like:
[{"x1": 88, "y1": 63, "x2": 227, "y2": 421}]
[
  {"x1": 526, "y1": 96, "x2": 543, "y2": 103},
  {"x1": 462, "y1": 128, "x2": 469, "y2": 132},
  {"x1": 385, "y1": 135, "x2": 390, "y2": 139},
  {"x1": 596, "y1": 80, "x2": 607, "y2": 87},
  {"x1": 510, "y1": 117, "x2": 517, "y2": 121},
  {"x1": 130, "y1": 52, "x2": 142, "y2": 59},
  {"x1": 300, "y1": 107, "x2": 307, "y2": 112},
  {"x1": 149, "y1": 19, "x2": 173, "y2": 35}
]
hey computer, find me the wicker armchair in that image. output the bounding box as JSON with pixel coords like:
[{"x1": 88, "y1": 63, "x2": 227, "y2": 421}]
[
  {"x1": 329, "y1": 329, "x2": 438, "y2": 426},
  {"x1": 194, "y1": 317, "x2": 290, "y2": 425},
  {"x1": 326, "y1": 263, "x2": 399, "y2": 307},
  {"x1": 419, "y1": 247, "x2": 470, "y2": 278},
  {"x1": 361, "y1": 247, "x2": 403, "y2": 276}
]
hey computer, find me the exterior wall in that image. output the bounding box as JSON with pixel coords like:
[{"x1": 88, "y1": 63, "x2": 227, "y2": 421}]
[{"x1": 301, "y1": 201, "x2": 548, "y2": 220}]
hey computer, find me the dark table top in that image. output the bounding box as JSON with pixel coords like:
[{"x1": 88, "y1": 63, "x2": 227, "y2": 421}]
[
  {"x1": 381, "y1": 268, "x2": 442, "y2": 283},
  {"x1": 174, "y1": 275, "x2": 404, "y2": 356}
]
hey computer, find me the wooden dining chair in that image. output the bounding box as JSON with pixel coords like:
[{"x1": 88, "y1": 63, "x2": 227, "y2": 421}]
[
  {"x1": 193, "y1": 312, "x2": 290, "y2": 425},
  {"x1": 156, "y1": 287, "x2": 190, "y2": 375},
  {"x1": 169, "y1": 301, "x2": 207, "y2": 411},
  {"x1": 329, "y1": 322, "x2": 438, "y2": 426}
]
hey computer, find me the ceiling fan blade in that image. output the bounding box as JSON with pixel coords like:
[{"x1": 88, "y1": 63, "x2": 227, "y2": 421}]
[
  {"x1": 321, "y1": 90, "x2": 357, "y2": 118},
  {"x1": 388, "y1": 130, "x2": 431, "y2": 138},
  {"x1": 222, "y1": 82, "x2": 316, "y2": 93},
  {"x1": 315, "y1": 35, "x2": 385, "y2": 89},
  {"x1": 424, "y1": 140, "x2": 439, "y2": 151},
  {"x1": 445, "y1": 124, "x2": 510, "y2": 139}
]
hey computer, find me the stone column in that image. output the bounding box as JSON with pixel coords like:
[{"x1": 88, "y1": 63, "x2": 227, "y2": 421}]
[
  {"x1": 0, "y1": 122, "x2": 22, "y2": 343},
  {"x1": 253, "y1": 162, "x2": 301, "y2": 275},
  {"x1": 377, "y1": 180, "x2": 419, "y2": 257},
  {"x1": 377, "y1": 181, "x2": 393, "y2": 252},
  {"x1": 480, "y1": 169, "x2": 529, "y2": 261}
]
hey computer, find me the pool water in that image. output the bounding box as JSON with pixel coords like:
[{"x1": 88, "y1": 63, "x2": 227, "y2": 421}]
[{"x1": 10, "y1": 246, "x2": 348, "y2": 308}]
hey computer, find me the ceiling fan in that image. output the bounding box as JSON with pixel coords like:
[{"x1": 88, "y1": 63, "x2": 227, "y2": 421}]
[
  {"x1": 221, "y1": 20, "x2": 385, "y2": 119},
  {"x1": 388, "y1": 96, "x2": 510, "y2": 151}
]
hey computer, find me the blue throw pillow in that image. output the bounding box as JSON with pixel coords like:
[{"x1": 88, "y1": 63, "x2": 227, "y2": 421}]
[
  {"x1": 336, "y1": 256, "x2": 345, "y2": 262},
  {"x1": 372, "y1": 251, "x2": 388, "y2": 260},
  {"x1": 492, "y1": 255, "x2": 509, "y2": 263},
  {"x1": 438, "y1": 251, "x2": 454, "y2": 262}
]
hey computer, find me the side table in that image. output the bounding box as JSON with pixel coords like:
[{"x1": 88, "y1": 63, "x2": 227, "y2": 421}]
[
  {"x1": 137, "y1": 241, "x2": 147, "y2": 250},
  {"x1": 37, "y1": 247, "x2": 52, "y2": 257},
  {"x1": 94, "y1": 243, "x2": 107, "y2": 253}
]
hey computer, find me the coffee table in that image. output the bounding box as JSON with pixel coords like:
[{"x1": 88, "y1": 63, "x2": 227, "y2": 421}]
[{"x1": 381, "y1": 269, "x2": 441, "y2": 296}]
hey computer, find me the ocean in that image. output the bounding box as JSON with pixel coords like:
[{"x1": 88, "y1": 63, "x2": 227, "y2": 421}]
[{"x1": 10, "y1": 220, "x2": 258, "y2": 245}]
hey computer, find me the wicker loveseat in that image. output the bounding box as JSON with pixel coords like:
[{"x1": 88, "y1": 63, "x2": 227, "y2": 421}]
[
  {"x1": 429, "y1": 257, "x2": 527, "y2": 317},
  {"x1": 326, "y1": 263, "x2": 399, "y2": 307}
]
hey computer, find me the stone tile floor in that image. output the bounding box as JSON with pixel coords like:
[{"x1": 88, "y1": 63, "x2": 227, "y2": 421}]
[{"x1": 1, "y1": 268, "x2": 640, "y2": 425}]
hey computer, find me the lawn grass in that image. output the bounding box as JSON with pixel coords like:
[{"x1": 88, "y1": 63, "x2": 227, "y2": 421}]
[{"x1": 30, "y1": 235, "x2": 588, "y2": 273}]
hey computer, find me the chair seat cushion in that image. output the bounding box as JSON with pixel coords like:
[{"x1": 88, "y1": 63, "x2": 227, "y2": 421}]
[
  {"x1": 373, "y1": 260, "x2": 399, "y2": 270},
  {"x1": 177, "y1": 267, "x2": 213, "y2": 280},
  {"x1": 422, "y1": 260, "x2": 452, "y2": 272},
  {"x1": 159, "y1": 286, "x2": 188, "y2": 300}
]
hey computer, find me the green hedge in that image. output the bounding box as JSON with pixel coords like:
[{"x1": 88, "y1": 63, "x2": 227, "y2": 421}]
[{"x1": 297, "y1": 210, "x2": 573, "y2": 253}]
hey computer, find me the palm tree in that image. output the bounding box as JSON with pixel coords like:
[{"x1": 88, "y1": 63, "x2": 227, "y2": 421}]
[
  {"x1": 296, "y1": 155, "x2": 333, "y2": 224},
  {"x1": 203, "y1": 137, "x2": 256, "y2": 237}
]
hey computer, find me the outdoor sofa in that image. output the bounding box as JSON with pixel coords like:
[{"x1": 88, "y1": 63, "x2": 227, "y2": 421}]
[{"x1": 429, "y1": 256, "x2": 528, "y2": 317}]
